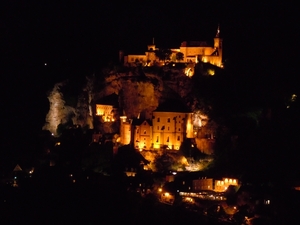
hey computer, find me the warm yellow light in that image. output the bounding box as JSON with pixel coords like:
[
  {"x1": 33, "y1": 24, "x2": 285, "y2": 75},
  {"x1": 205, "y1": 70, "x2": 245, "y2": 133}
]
[
  {"x1": 208, "y1": 69, "x2": 215, "y2": 76},
  {"x1": 158, "y1": 188, "x2": 162, "y2": 192},
  {"x1": 181, "y1": 157, "x2": 188, "y2": 165},
  {"x1": 164, "y1": 192, "x2": 170, "y2": 197},
  {"x1": 55, "y1": 142, "x2": 61, "y2": 146},
  {"x1": 184, "y1": 67, "x2": 194, "y2": 77},
  {"x1": 225, "y1": 178, "x2": 228, "y2": 183},
  {"x1": 120, "y1": 116, "x2": 127, "y2": 122}
]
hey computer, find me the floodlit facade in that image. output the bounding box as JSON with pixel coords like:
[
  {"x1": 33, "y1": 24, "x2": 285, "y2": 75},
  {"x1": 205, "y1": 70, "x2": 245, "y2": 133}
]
[
  {"x1": 151, "y1": 111, "x2": 193, "y2": 150},
  {"x1": 119, "y1": 109, "x2": 194, "y2": 151},
  {"x1": 95, "y1": 104, "x2": 115, "y2": 122},
  {"x1": 193, "y1": 177, "x2": 239, "y2": 192},
  {"x1": 214, "y1": 178, "x2": 238, "y2": 192},
  {"x1": 122, "y1": 26, "x2": 223, "y2": 68}
]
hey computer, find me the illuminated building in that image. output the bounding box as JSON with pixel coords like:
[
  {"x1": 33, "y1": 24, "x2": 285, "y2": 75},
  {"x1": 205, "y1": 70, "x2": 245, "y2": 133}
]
[
  {"x1": 151, "y1": 111, "x2": 193, "y2": 150},
  {"x1": 119, "y1": 101, "x2": 194, "y2": 150},
  {"x1": 121, "y1": 25, "x2": 223, "y2": 68},
  {"x1": 134, "y1": 119, "x2": 153, "y2": 151},
  {"x1": 95, "y1": 104, "x2": 115, "y2": 122},
  {"x1": 193, "y1": 177, "x2": 239, "y2": 192},
  {"x1": 120, "y1": 115, "x2": 131, "y2": 145},
  {"x1": 214, "y1": 178, "x2": 238, "y2": 192},
  {"x1": 94, "y1": 93, "x2": 119, "y2": 122}
]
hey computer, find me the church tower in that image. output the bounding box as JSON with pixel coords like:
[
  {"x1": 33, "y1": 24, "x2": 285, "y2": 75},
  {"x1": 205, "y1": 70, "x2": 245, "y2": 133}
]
[
  {"x1": 147, "y1": 37, "x2": 156, "y2": 51},
  {"x1": 213, "y1": 25, "x2": 223, "y2": 67}
]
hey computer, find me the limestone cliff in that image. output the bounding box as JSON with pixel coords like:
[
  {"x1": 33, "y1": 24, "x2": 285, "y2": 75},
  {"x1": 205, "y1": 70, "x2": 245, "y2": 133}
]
[
  {"x1": 42, "y1": 81, "x2": 77, "y2": 135},
  {"x1": 43, "y1": 67, "x2": 197, "y2": 135}
]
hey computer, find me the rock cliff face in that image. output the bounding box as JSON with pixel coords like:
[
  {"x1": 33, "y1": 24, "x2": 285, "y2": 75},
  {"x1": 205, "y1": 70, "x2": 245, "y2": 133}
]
[
  {"x1": 43, "y1": 68, "x2": 196, "y2": 135},
  {"x1": 42, "y1": 81, "x2": 76, "y2": 135}
]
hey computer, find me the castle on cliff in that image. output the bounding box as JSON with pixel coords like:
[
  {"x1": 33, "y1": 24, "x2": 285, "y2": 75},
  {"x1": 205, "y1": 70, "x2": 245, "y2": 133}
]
[
  {"x1": 120, "y1": 25, "x2": 223, "y2": 68},
  {"x1": 120, "y1": 102, "x2": 195, "y2": 151},
  {"x1": 94, "y1": 99, "x2": 197, "y2": 151}
]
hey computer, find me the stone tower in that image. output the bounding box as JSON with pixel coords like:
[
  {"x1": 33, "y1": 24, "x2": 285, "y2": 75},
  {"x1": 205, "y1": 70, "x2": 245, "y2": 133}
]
[{"x1": 213, "y1": 24, "x2": 223, "y2": 66}]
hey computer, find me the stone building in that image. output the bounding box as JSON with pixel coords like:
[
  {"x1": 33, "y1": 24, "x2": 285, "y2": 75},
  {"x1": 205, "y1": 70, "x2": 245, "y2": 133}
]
[
  {"x1": 120, "y1": 101, "x2": 194, "y2": 151},
  {"x1": 121, "y1": 26, "x2": 223, "y2": 68}
]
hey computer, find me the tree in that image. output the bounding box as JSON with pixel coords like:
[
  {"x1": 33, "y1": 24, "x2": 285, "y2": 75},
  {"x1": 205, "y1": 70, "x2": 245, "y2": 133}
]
[
  {"x1": 81, "y1": 143, "x2": 112, "y2": 174},
  {"x1": 176, "y1": 52, "x2": 184, "y2": 62},
  {"x1": 155, "y1": 49, "x2": 172, "y2": 62},
  {"x1": 153, "y1": 153, "x2": 173, "y2": 174}
]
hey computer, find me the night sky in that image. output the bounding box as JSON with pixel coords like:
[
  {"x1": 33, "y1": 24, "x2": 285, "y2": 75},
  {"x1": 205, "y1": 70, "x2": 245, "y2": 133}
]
[{"x1": 1, "y1": 1, "x2": 298, "y2": 166}]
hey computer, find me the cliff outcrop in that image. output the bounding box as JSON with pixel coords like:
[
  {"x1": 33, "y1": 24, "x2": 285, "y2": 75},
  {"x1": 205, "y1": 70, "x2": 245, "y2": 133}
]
[{"x1": 43, "y1": 67, "x2": 196, "y2": 135}]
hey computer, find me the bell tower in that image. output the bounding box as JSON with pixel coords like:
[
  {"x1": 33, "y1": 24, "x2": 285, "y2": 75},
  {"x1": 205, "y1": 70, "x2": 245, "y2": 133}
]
[
  {"x1": 213, "y1": 25, "x2": 223, "y2": 66},
  {"x1": 147, "y1": 37, "x2": 156, "y2": 51}
]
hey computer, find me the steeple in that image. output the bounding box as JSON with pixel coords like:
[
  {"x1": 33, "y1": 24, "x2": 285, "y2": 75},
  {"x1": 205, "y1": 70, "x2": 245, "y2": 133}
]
[
  {"x1": 213, "y1": 24, "x2": 223, "y2": 67},
  {"x1": 147, "y1": 37, "x2": 156, "y2": 51},
  {"x1": 215, "y1": 24, "x2": 220, "y2": 38}
]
